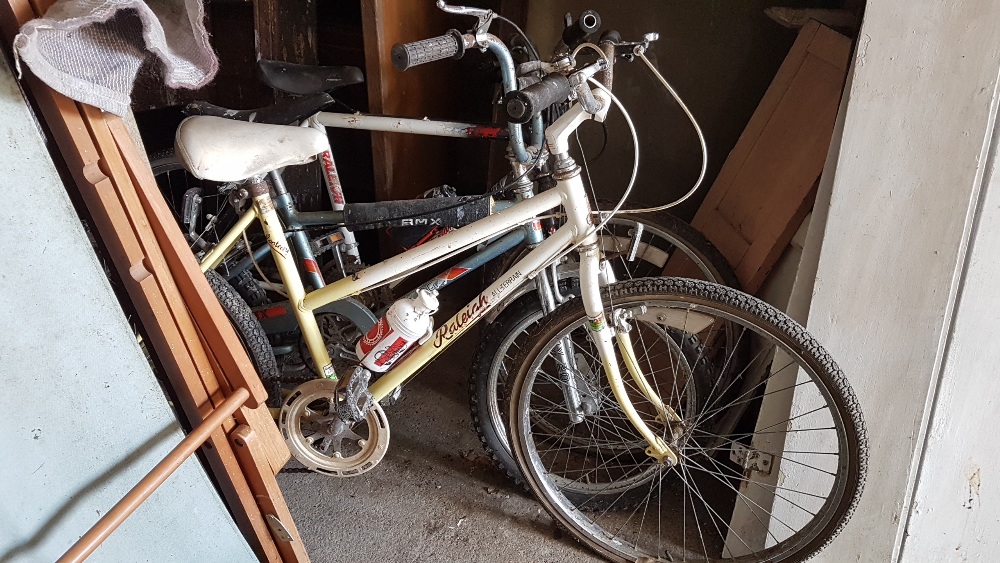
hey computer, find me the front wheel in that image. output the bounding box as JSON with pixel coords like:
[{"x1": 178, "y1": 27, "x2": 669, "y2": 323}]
[
  {"x1": 471, "y1": 205, "x2": 742, "y2": 486},
  {"x1": 508, "y1": 278, "x2": 867, "y2": 563}
]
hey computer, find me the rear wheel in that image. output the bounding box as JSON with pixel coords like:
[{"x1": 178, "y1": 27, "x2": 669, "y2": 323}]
[
  {"x1": 509, "y1": 278, "x2": 867, "y2": 563},
  {"x1": 205, "y1": 270, "x2": 280, "y2": 402},
  {"x1": 149, "y1": 149, "x2": 248, "y2": 254}
]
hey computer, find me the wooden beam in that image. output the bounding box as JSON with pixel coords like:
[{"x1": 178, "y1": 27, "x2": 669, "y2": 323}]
[
  {"x1": 765, "y1": 8, "x2": 859, "y2": 33},
  {"x1": 361, "y1": 0, "x2": 453, "y2": 202}
]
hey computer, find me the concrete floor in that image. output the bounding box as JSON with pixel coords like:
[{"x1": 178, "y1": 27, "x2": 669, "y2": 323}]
[{"x1": 277, "y1": 290, "x2": 603, "y2": 562}]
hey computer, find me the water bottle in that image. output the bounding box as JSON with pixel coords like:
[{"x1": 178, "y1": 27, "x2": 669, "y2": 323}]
[{"x1": 355, "y1": 289, "x2": 439, "y2": 372}]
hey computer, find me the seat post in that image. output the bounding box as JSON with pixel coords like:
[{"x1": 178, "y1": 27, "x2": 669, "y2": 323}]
[{"x1": 244, "y1": 175, "x2": 270, "y2": 198}]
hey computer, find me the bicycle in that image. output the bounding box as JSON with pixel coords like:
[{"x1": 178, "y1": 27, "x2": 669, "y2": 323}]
[
  {"x1": 170, "y1": 4, "x2": 867, "y2": 560},
  {"x1": 148, "y1": 12, "x2": 741, "y2": 417}
]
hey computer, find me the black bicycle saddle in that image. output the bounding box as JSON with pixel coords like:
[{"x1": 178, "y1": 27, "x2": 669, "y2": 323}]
[
  {"x1": 258, "y1": 59, "x2": 365, "y2": 96},
  {"x1": 183, "y1": 92, "x2": 335, "y2": 125}
]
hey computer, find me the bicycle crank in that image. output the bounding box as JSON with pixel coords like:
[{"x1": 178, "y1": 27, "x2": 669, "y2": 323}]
[{"x1": 278, "y1": 378, "x2": 390, "y2": 476}]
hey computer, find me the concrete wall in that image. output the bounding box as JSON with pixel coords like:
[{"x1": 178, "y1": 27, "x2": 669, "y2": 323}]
[
  {"x1": 0, "y1": 55, "x2": 255, "y2": 561},
  {"x1": 797, "y1": 1, "x2": 1000, "y2": 561}
]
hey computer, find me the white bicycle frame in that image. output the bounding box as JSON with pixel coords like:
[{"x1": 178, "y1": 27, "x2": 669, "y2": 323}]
[
  {"x1": 199, "y1": 98, "x2": 678, "y2": 463},
  {"x1": 299, "y1": 110, "x2": 512, "y2": 265}
]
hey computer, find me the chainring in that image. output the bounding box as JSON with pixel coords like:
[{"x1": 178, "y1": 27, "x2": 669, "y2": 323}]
[{"x1": 279, "y1": 378, "x2": 390, "y2": 477}]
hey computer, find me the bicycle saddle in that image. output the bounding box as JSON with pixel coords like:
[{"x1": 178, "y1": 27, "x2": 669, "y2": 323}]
[
  {"x1": 258, "y1": 60, "x2": 365, "y2": 96},
  {"x1": 174, "y1": 116, "x2": 327, "y2": 182},
  {"x1": 184, "y1": 92, "x2": 334, "y2": 125}
]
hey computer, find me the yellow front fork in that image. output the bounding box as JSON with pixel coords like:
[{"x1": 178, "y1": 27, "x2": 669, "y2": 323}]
[
  {"x1": 581, "y1": 313, "x2": 677, "y2": 466},
  {"x1": 616, "y1": 329, "x2": 684, "y2": 431}
]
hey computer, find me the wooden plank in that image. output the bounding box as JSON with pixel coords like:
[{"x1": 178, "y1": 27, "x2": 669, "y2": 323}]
[
  {"x1": 669, "y1": 22, "x2": 851, "y2": 293},
  {"x1": 361, "y1": 0, "x2": 452, "y2": 202},
  {"x1": 108, "y1": 116, "x2": 267, "y2": 407},
  {"x1": 696, "y1": 21, "x2": 821, "y2": 217},
  {"x1": 238, "y1": 405, "x2": 291, "y2": 475},
  {"x1": 45, "y1": 117, "x2": 277, "y2": 559},
  {"x1": 0, "y1": 2, "x2": 292, "y2": 559},
  {"x1": 80, "y1": 105, "x2": 234, "y2": 408},
  {"x1": 231, "y1": 426, "x2": 310, "y2": 562},
  {"x1": 253, "y1": 0, "x2": 317, "y2": 66}
]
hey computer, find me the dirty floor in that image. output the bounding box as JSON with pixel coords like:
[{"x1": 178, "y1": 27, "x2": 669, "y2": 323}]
[{"x1": 277, "y1": 290, "x2": 603, "y2": 563}]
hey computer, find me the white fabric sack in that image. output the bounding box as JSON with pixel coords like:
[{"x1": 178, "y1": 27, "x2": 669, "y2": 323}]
[{"x1": 13, "y1": 0, "x2": 217, "y2": 117}]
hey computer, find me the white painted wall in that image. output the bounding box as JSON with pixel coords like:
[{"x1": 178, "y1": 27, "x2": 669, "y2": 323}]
[
  {"x1": 0, "y1": 55, "x2": 256, "y2": 560},
  {"x1": 798, "y1": 1, "x2": 1000, "y2": 561},
  {"x1": 899, "y1": 112, "x2": 1000, "y2": 562}
]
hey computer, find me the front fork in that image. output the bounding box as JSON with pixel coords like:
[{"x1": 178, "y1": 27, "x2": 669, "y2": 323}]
[{"x1": 576, "y1": 239, "x2": 680, "y2": 466}]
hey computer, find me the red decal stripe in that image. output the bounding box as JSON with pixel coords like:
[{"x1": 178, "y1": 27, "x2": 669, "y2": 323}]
[
  {"x1": 436, "y1": 267, "x2": 470, "y2": 281},
  {"x1": 464, "y1": 126, "x2": 506, "y2": 139},
  {"x1": 304, "y1": 259, "x2": 320, "y2": 274},
  {"x1": 255, "y1": 306, "x2": 288, "y2": 320}
]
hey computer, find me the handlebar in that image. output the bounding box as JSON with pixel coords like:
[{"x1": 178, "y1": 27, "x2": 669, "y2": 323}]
[
  {"x1": 503, "y1": 74, "x2": 572, "y2": 124},
  {"x1": 560, "y1": 10, "x2": 602, "y2": 52},
  {"x1": 391, "y1": 30, "x2": 469, "y2": 72},
  {"x1": 388, "y1": 4, "x2": 652, "y2": 161}
]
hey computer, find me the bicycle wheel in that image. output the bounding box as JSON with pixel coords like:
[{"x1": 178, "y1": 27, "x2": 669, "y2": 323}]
[
  {"x1": 149, "y1": 149, "x2": 248, "y2": 253},
  {"x1": 483, "y1": 200, "x2": 739, "y2": 291},
  {"x1": 470, "y1": 207, "x2": 740, "y2": 485},
  {"x1": 205, "y1": 270, "x2": 280, "y2": 402},
  {"x1": 508, "y1": 278, "x2": 867, "y2": 563}
]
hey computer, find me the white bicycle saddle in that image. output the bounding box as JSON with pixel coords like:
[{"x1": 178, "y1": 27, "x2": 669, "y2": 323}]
[{"x1": 174, "y1": 116, "x2": 328, "y2": 182}]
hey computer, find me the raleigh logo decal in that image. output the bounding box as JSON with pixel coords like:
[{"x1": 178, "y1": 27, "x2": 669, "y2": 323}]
[
  {"x1": 267, "y1": 233, "x2": 290, "y2": 259},
  {"x1": 431, "y1": 270, "x2": 523, "y2": 349},
  {"x1": 433, "y1": 294, "x2": 489, "y2": 348},
  {"x1": 321, "y1": 151, "x2": 346, "y2": 205}
]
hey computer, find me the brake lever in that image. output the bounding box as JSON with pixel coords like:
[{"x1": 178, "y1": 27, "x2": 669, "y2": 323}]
[
  {"x1": 615, "y1": 32, "x2": 660, "y2": 61},
  {"x1": 436, "y1": 0, "x2": 497, "y2": 36},
  {"x1": 568, "y1": 59, "x2": 609, "y2": 115}
]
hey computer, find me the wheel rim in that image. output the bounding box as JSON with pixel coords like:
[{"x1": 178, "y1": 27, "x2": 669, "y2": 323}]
[{"x1": 513, "y1": 297, "x2": 857, "y2": 562}]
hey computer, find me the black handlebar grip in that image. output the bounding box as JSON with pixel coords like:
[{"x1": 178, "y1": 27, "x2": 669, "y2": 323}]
[
  {"x1": 599, "y1": 29, "x2": 621, "y2": 44},
  {"x1": 391, "y1": 30, "x2": 466, "y2": 71},
  {"x1": 502, "y1": 73, "x2": 572, "y2": 124},
  {"x1": 561, "y1": 10, "x2": 602, "y2": 50}
]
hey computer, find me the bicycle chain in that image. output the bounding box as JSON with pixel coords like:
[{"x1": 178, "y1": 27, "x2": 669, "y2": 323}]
[{"x1": 279, "y1": 465, "x2": 314, "y2": 474}]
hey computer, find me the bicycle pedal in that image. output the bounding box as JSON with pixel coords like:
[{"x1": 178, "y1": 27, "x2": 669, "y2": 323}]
[{"x1": 336, "y1": 366, "x2": 375, "y2": 423}]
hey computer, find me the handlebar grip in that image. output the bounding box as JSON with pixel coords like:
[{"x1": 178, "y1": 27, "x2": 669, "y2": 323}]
[
  {"x1": 391, "y1": 30, "x2": 466, "y2": 71},
  {"x1": 502, "y1": 73, "x2": 572, "y2": 124},
  {"x1": 596, "y1": 30, "x2": 620, "y2": 91},
  {"x1": 562, "y1": 10, "x2": 602, "y2": 50}
]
